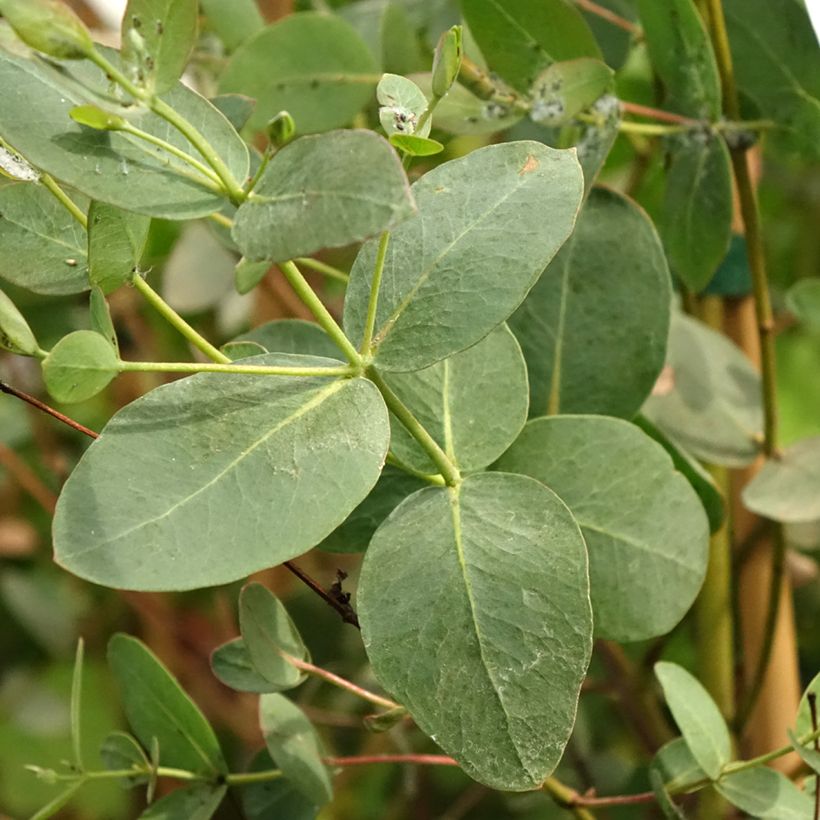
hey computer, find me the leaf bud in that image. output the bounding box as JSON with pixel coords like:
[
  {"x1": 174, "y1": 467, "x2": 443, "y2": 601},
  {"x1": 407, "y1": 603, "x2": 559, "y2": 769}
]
[{"x1": 0, "y1": 0, "x2": 93, "y2": 59}]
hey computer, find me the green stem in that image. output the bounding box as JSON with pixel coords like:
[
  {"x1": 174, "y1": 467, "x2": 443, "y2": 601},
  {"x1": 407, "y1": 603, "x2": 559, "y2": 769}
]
[
  {"x1": 119, "y1": 360, "x2": 354, "y2": 378},
  {"x1": 542, "y1": 777, "x2": 597, "y2": 819},
  {"x1": 294, "y1": 257, "x2": 350, "y2": 285},
  {"x1": 244, "y1": 146, "x2": 274, "y2": 195},
  {"x1": 86, "y1": 48, "x2": 246, "y2": 202},
  {"x1": 278, "y1": 260, "x2": 361, "y2": 366},
  {"x1": 360, "y1": 231, "x2": 390, "y2": 356},
  {"x1": 225, "y1": 769, "x2": 285, "y2": 786},
  {"x1": 367, "y1": 368, "x2": 461, "y2": 487},
  {"x1": 131, "y1": 276, "x2": 230, "y2": 364},
  {"x1": 386, "y1": 452, "x2": 446, "y2": 486},
  {"x1": 617, "y1": 120, "x2": 689, "y2": 136},
  {"x1": 39, "y1": 174, "x2": 88, "y2": 228}
]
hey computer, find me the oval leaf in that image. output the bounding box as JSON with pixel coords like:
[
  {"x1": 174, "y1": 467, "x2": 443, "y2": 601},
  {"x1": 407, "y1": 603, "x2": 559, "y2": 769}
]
[
  {"x1": 259, "y1": 694, "x2": 332, "y2": 805},
  {"x1": 239, "y1": 583, "x2": 310, "y2": 690},
  {"x1": 743, "y1": 436, "x2": 820, "y2": 523},
  {"x1": 53, "y1": 360, "x2": 389, "y2": 590},
  {"x1": 235, "y1": 319, "x2": 341, "y2": 359},
  {"x1": 344, "y1": 140, "x2": 584, "y2": 372},
  {"x1": 219, "y1": 13, "x2": 379, "y2": 134},
  {"x1": 510, "y1": 186, "x2": 671, "y2": 418},
  {"x1": 642, "y1": 312, "x2": 763, "y2": 467},
  {"x1": 139, "y1": 784, "x2": 227, "y2": 820},
  {"x1": 233, "y1": 130, "x2": 414, "y2": 263},
  {"x1": 211, "y1": 638, "x2": 280, "y2": 694},
  {"x1": 242, "y1": 750, "x2": 320, "y2": 820},
  {"x1": 42, "y1": 330, "x2": 119, "y2": 403},
  {"x1": 386, "y1": 325, "x2": 529, "y2": 473},
  {"x1": 359, "y1": 471, "x2": 593, "y2": 790},
  {"x1": 0, "y1": 286, "x2": 39, "y2": 355},
  {"x1": 377, "y1": 73, "x2": 430, "y2": 137},
  {"x1": 654, "y1": 661, "x2": 731, "y2": 780},
  {"x1": 100, "y1": 731, "x2": 150, "y2": 789},
  {"x1": 108, "y1": 633, "x2": 227, "y2": 775},
  {"x1": 88, "y1": 202, "x2": 151, "y2": 295},
  {"x1": 529, "y1": 58, "x2": 613, "y2": 126},
  {"x1": 498, "y1": 416, "x2": 709, "y2": 641},
  {"x1": 715, "y1": 767, "x2": 814, "y2": 819},
  {"x1": 0, "y1": 182, "x2": 88, "y2": 294}
]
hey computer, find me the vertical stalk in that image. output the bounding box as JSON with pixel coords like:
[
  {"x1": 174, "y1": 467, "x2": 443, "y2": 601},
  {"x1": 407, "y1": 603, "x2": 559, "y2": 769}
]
[{"x1": 360, "y1": 231, "x2": 390, "y2": 356}]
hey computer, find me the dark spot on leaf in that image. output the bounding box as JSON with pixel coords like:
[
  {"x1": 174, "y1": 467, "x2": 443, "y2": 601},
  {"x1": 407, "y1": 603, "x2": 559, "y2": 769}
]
[
  {"x1": 131, "y1": 15, "x2": 142, "y2": 28},
  {"x1": 310, "y1": 79, "x2": 320, "y2": 90},
  {"x1": 155, "y1": 21, "x2": 164, "y2": 35}
]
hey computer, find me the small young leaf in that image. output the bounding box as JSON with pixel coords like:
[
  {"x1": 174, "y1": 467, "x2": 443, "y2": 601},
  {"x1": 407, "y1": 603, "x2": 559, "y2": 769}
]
[
  {"x1": 209, "y1": 94, "x2": 257, "y2": 131},
  {"x1": 139, "y1": 783, "x2": 227, "y2": 820},
  {"x1": 529, "y1": 59, "x2": 613, "y2": 126},
  {"x1": 0, "y1": 287, "x2": 40, "y2": 355},
  {"x1": 211, "y1": 638, "x2": 280, "y2": 694},
  {"x1": 715, "y1": 767, "x2": 814, "y2": 819},
  {"x1": 89, "y1": 287, "x2": 119, "y2": 354},
  {"x1": 69, "y1": 105, "x2": 127, "y2": 132},
  {"x1": 363, "y1": 705, "x2": 407, "y2": 733},
  {"x1": 359, "y1": 472, "x2": 592, "y2": 790},
  {"x1": 108, "y1": 633, "x2": 227, "y2": 775},
  {"x1": 344, "y1": 141, "x2": 583, "y2": 372},
  {"x1": 242, "y1": 750, "x2": 320, "y2": 820},
  {"x1": 0, "y1": 182, "x2": 88, "y2": 295},
  {"x1": 742, "y1": 436, "x2": 820, "y2": 523},
  {"x1": 462, "y1": 0, "x2": 601, "y2": 92},
  {"x1": 431, "y1": 25, "x2": 463, "y2": 99},
  {"x1": 0, "y1": 0, "x2": 93, "y2": 59},
  {"x1": 510, "y1": 186, "x2": 670, "y2": 418},
  {"x1": 377, "y1": 73, "x2": 430, "y2": 137},
  {"x1": 652, "y1": 737, "x2": 707, "y2": 792},
  {"x1": 239, "y1": 583, "x2": 310, "y2": 690},
  {"x1": 642, "y1": 312, "x2": 763, "y2": 467},
  {"x1": 42, "y1": 330, "x2": 119, "y2": 404},
  {"x1": 219, "y1": 13, "x2": 379, "y2": 134},
  {"x1": 388, "y1": 134, "x2": 444, "y2": 156},
  {"x1": 787, "y1": 728, "x2": 820, "y2": 774},
  {"x1": 88, "y1": 202, "x2": 151, "y2": 295},
  {"x1": 122, "y1": 0, "x2": 198, "y2": 95},
  {"x1": 100, "y1": 731, "x2": 150, "y2": 789},
  {"x1": 786, "y1": 278, "x2": 820, "y2": 331},
  {"x1": 498, "y1": 416, "x2": 709, "y2": 641},
  {"x1": 266, "y1": 111, "x2": 296, "y2": 147},
  {"x1": 69, "y1": 638, "x2": 84, "y2": 770},
  {"x1": 259, "y1": 694, "x2": 333, "y2": 805},
  {"x1": 221, "y1": 340, "x2": 267, "y2": 361},
  {"x1": 654, "y1": 662, "x2": 732, "y2": 780}
]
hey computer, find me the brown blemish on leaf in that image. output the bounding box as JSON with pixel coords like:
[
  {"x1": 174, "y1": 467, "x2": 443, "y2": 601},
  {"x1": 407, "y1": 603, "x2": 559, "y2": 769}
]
[{"x1": 520, "y1": 155, "x2": 539, "y2": 175}]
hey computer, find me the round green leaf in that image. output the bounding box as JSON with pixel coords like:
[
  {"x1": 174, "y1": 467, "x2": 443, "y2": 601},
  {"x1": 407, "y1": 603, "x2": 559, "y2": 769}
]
[
  {"x1": 497, "y1": 416, "x2": 709, "y2": 641},
  {"x1": 654, "y1": 661, "x2": 731, "y2": 780},
  {"x1": 0, "y1": 286, "x2": 39, "y2": 355},
  {"x1": 53, "y1": 360, "x2": 390, "y2": 590},
  {"x1": 377, "y1": 73, "x2": 430, "y2": 137},
  {"x1": 242, "y1": 750, "x2": 320, "y2": 820},
  {"x1": 140, "y1": 784, "x2": 227, "y2": 819},
  {"x1": 715, "y1": 767, "x2": 814, "y2": 819},
  {"x1": 235, "y1": 319, "x2": 341, "y2": 359},
  {"x1": 90, "y1": 287, "x2": 119, "y2": 354},
  {"x1": 0, "y1": 0, "x2": 93, "y2": 60},
  {"x1": 786, "y1": 278, "x2": 820, "y2": 331},
  {"x1": 239, "y1": 583, "x2": 310, "y2": 691},
  {"x1": 235, "y1": 258, "x2": 271, "y2": 295},
  {"x1": 99, "y1": 731, "x2": 149, "y2": 789},
  {"x1": 221, "y1": 341, "x2": 267, "y2": 361},
  {"x1": 219, "y1": 13, "x2": 380, "y2": 134},
  {"x1": 642, "y1": 312, "x2": 763, "y2": 467},
  {"x1": 0, "y1": 182, "x2": 88, "y2": 295},
  {"x1": 529, "y1": 58, "x2": 613, "y2": 126},
  {"x1": 344, "y1": 140, "x2": 584, "y2": 372},
  {"x1": 210, "y1": 638, "x2": 280, "y2": 694},
  {"x1": 742, "y1": 436, "x2": 820, "y2": 523},
  {"x1": 233, "y1": 130, "x2": 414, "y2": 263},
  {"x1": 386, "y1": 325, "x2": 529, "y2": 473},
  {"x1": 259, "y1": 694, "x2": 332, "y2": 805},
  {"x1": 388, "y1": 134, "x2": 444, "y2": 156},
  {"x1": 88, "y1": 202, "x2": 151, "y2": 295},
  {"x1": 359, "y1": 471, "x2": 592, "y2": 790},
  {"x1": 42, "y1": 330, "x2": 119, "y2": 404},
  {"x1": 0, "y1": 48, "x2": 248, "y2": 220},
  {"x1": 510, "y1": 186, "x2": 671, "y2": 418},
  {"x1": 108, "y1": 633, "x2": 227, "y2": 775},
  {"x1": 651, "y1": 737, "x2": 707, "y2": 792}
]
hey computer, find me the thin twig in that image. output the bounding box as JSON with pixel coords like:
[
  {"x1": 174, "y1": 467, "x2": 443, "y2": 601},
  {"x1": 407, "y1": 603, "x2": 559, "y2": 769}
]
[
  {"x1": 0, "y1": 442, "x2": 58, "y2": 513},
  {"x1": 573, "y1": 0, "x2": 639, "y2": 33},
  {"x1": 809, "y1": 693, "x2": 819, "y2": 820},
  {"x1": 283, "y1": 560, "x2": 360, "y2": 629},
  {"x1": 0, "y1": 381, "x2": 99, "y2": 439},
  {"x1": 325, "y1": 754, "x2": 458, "y2": 767},
  {"x1": 621, "y1": 100, "x2": 699, "y2": 126}
]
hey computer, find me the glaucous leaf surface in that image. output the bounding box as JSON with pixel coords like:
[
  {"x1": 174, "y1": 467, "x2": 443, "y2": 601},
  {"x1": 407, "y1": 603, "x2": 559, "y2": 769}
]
[
  {"x1": 742, "y1": 436, "x2": 820, "y2": 523},
  {"x1": 462, "y1": 0, "x2": 601, "y2": 92},
  {"x1": 121, "y1": 0, "x2": 198, "y2": 95},
  {"x1": 235, "y1": 319, "x2": 341, "y2": 359},
  {"x1": 642, "y1": 312, "x2": 763, "y2": 467},
  {"x1": 318, "y1": 466, "x2": 425, "y2": 553},
  {"x1": 0, "y1": 287, "x2": 38, "y2": 355},
  {"x1": 497, "y1": 416, "x2": 709, "y2": 641},
  {"x1": 715, "y1": 767, "x2": 814, "y2": 819},
  {"x1": 53, "y1": 357, "x2": 390, "y2": 590},
  {"x1": 344, "y1": 141, "x2": 584, "y2": 372},
  {"x1": 649, "y1": 768, "x2": 686, "y2": 820},
  {"x1": 100, "y1": 731, "x2": 149, "y2": 788},
  {"x1": 377, "y1": 73, "x2": 430, "y2": 137},
  {"x1": 661, "y1": 135, "x2": 732, "y2": 293},
  {"x1": 234, "y1": 258, "x2": 269, "y2": 295},
  {"x1": 209, "y1": 94, "x2": 256, "y2": 132},
  {"x1": 386, "y1": 325, "x2": 528, "y2": 473},
  {"x1": 654, "y1": 661, "x2": 731, "y2": 780},
  {"x1": 199, "y1": 0, "x2": 263, "y2": 52},
  {"x1": 88, "y1": 202, "x2": 151, "y2": 295},
  {"x1": 528, "y1": 59, "x2": 613, "y2": 126},
  {"x1": 233, "y1": 131, "x2": 414, "y2": 263},
  {"x1": 107, "y1": 634, "x2": 227, "y2": 775},
  {"x1": 239, "y1": 583, "x2": 309, "y2": 690},
  {"x1": 389, "y1": 134, "x2": 443, "y2": 156},
  {"x1": 788, "y1": 728, "x2": 820, "y2": 775},
  {"x1": 0, "y1": 182, "x2": 88, "y2": 294},
  {"x1": 242, "y1": 750, "x2": 320, "y2": 820},
  {"x1": 210, "y1": 638, "x2": 279, "y2": 694},
  {"x1": 651, "y1": 737, "x2": 707, "y2": 792},
  {"x1": 509, "y1": 186, "x2": 670, "y2": 418},
  {"x1": 89, "y1": 286, "x2": 119, "y2": 354},
  {"x1": 258, "y1": 694, "x2": 332, "y2": 805},
  {"x1": 724, "y1": 0, "x2": 820, "y2": 161},
  {"x1": 139, "y1": 784, "x2": 227, "y2": 820},
  {"x1": 638, "y1": 0, "x2": 721, "y2": 119},
  {"x1": 786, "y1": 278, "x2": 820, "y2": 331},
  {"x1": 358, "y1": 471, "x2": 592, "y2": 790},
  {"x1": 218, "y1": 13, "x2": 379, "y2": 134},
  {"x1": 0, "y1": 48, "x2": 248, "y2": 219},
  {"x1": 42, "y1": 330, "x2": 119, "y2": 403}
]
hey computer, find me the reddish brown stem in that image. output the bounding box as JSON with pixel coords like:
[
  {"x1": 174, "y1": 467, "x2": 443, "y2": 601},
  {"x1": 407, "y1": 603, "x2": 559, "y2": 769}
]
[
  {"x1": 0, "y1": 443, "x2": 57, "y2": 513},
  {"x1": 0, "y1": 381, "x2": 99, "y2": 440},
  {"x1": 325, "y1": 754, "x2": 459, "y2": 767},
  {"x1": 283, "y1": 560, "x2": 360, "y2": 629},
  {"x1": 573, "y1": 0, "x2": 638, "y2": 33},
  {"x1": 621, "y1": 100, "x2": 699, "y2": 126}
]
